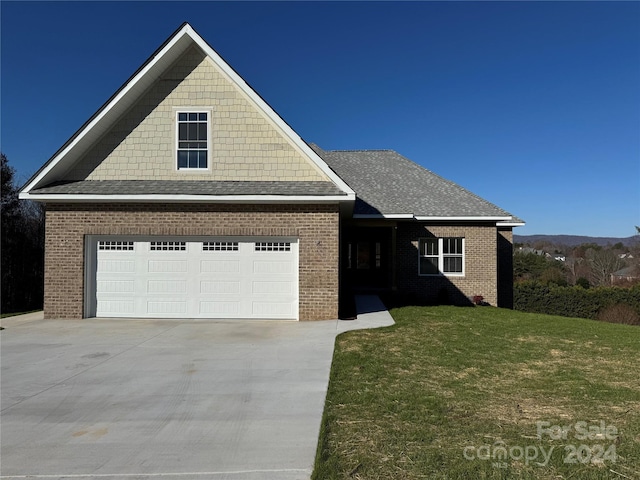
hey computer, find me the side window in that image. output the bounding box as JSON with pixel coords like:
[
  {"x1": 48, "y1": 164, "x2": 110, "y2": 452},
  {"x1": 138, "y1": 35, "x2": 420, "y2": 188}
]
[
  {"x1": 419, "y1": 237, "x2": 464, "y2": 276},
  {"x1": 418, "y1": 238, "x2": 439, "y2": 275},
  {"x1": 177, "y1": 112, "x2": 209, "y2": 169}
]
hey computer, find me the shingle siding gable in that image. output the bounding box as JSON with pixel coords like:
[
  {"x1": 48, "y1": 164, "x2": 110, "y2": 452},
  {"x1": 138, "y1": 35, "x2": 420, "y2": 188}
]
[{"x1": 65, "y1": 46, "x2": 327, "y2": 183}]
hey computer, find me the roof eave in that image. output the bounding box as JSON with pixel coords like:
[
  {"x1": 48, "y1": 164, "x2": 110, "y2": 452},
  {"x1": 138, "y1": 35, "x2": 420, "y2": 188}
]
[
  {"x1": 414, "y1": 215, "x2": 515, "y2": 222},
  {"x1": 353, "y1": 214, "x2": 516, "y2": 222},
  {"x1": 352, "y1": 213, "x2": 415, "y2": 219},
  {"x1": 497, "y1": 221, "x2": 526, "y2": 227},
  {"x1": 19, "y1": 192, "x2": 356, "y2": 204}
]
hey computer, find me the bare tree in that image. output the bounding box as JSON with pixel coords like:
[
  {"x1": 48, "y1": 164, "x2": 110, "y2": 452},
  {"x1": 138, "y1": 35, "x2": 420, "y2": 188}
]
[{"x1": 585, "y1": 248, "x2": 624, "y2": 287}]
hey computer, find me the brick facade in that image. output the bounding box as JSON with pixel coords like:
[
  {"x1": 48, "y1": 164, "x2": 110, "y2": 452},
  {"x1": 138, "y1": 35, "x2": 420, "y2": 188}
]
[
  {"x1": 396, "y1": 223, "x2": 503, "y2": 306},
  {"x1": 44, "y1": 203, "x2": 340, "y2": 321}
]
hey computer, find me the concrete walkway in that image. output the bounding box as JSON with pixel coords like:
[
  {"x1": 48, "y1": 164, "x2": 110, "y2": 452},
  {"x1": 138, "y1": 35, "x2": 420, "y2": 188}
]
[{"x1": 0, "y1": 296, "x2": 393, "y2": 480}]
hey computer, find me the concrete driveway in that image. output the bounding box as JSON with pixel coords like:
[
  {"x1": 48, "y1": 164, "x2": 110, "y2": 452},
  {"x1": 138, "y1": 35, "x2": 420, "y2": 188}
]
[{"x1": 0, "y1": 296, "x2": 393, "y2": 480}]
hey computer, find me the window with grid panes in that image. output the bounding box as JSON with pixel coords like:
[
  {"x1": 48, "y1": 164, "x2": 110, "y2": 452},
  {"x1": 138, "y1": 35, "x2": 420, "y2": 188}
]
[
  {"x1": 418, "y1": 237, "x2": 464, "y2": 275},
  {"x1": 177, "y1": 112, "x2": 208, "y2": 169}
]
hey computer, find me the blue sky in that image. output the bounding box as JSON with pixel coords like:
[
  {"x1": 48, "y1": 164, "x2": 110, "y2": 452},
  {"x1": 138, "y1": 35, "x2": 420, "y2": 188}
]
[{"x1": 2, "y1": 1, "x2": 639, "y2": 237}]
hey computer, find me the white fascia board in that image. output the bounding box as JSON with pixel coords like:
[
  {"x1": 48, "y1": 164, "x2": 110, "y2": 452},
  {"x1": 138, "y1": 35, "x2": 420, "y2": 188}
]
[
  {"x1": 21, "y1": 27, "x2": 192, "y2": 194},
  {"x1": 183, "y1": 25, "x2": 355, "y2": 197},
  {"x1": 19, "y1": 192, "x2": 355, "y2": 204},
  {"x1": 413, "y1": 216, "x2": 514, "y2": 221},
  {"x1": 352, "y1": 213, "x2": 415, "y2": 219},
  {"x1": 353, "y1": 214, "x2": 516, "y2": 221},
  {"x1": 497, "y1": 221, "x2": 526, "y2": 227}
]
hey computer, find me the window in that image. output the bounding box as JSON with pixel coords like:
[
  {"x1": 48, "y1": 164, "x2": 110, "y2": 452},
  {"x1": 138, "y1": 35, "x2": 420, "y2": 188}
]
[
  {"x1": 203, "y1": 241, "x2": 238, "y2": 251},
  {"x1": 98, "y1": 241, "x2": 134, "y2": 251},
  {"x1": 357, "y1": 242, "x2": 370, "y2": 269},
  {"x1": 419, "y1": 237, "x2": 464, "y2": 275},
  {"x1": 255, "y1": 242, "x2": 291, "y2": 252},
  {"x1": 346, "y1": 242, "x2": 382, "y2": 270},
  {"x1": 150, "y1": 241, "x2": 186, "y2": 251},
  {"x1": 177, "y1": 112, "x2": 208, "y2": 169}
]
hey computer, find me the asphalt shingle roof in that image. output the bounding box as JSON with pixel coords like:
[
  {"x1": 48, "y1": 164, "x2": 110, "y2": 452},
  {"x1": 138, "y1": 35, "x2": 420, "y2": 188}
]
[
  {"x1": 31, "y1": 180, "x2": 346, "y2": 197},
  {"x1": 31, "y1": 148, "x2": 523, "y2": 224},
  {"x1": 312, "y1": 145, "x2": 521, "y2": 220}
]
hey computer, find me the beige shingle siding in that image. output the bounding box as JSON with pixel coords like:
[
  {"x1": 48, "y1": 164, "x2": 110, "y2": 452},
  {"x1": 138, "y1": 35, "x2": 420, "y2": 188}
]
[
  {"x1": 43, "y1": 203, "x2": 340, "y2": 321},
  {"x1": 66, "y1": 47, "x2": 327, "y2": 182}
]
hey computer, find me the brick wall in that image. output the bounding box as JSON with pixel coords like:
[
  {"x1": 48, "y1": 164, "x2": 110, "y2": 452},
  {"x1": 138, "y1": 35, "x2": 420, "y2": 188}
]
[
  {"x1": 396, "y1": 223, "x2": 499, "y2": 306},
  {"x1": 44, "y1": 203, "x2": 340, "y2": 321},
  {"x1": 68, "y1": 46, "x2": 327, "y2": 182}
]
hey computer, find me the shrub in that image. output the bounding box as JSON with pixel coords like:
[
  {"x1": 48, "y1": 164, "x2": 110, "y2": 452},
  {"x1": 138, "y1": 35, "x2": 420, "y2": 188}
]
[
  {"x1": 576, "y1": 277, "x2": 590, "y2": 289},
  {"x1": 514, "y1": 282, "x2": 640, "y2": 322},
  {"x1": 597, "y1": 304, "x2": 640, "y2": 325}
]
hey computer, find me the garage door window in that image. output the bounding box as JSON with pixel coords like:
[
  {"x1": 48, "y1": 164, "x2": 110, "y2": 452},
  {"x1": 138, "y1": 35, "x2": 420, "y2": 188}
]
[
  {"x1": 255, "y1": 242, "x2": 291, "y2": 252},
  {"x1": 150, "y1": 241, "x2": 186, "y2": 251},
  {"x1": 98, "y1": 241, "x2": 134, "y2": 251},
  {"x1": 203, "y1": 241, "x2": 239, "y2": 251}
]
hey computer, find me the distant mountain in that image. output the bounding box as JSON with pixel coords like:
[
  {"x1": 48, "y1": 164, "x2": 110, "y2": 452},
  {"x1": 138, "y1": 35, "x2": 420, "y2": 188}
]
[{"x1": 514, "y1": 234, "x2": 639, "y2": 247}]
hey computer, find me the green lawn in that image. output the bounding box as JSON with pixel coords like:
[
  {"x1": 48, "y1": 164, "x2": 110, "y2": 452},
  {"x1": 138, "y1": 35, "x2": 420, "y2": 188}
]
[{"x1": 313, "y1": 306, "x2": 640, "y2": 479}]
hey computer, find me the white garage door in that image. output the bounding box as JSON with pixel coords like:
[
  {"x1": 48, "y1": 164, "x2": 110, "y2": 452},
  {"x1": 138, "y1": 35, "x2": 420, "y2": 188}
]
[{"x1": 88, "y1": 237, "x2": 298, "y2": 319}]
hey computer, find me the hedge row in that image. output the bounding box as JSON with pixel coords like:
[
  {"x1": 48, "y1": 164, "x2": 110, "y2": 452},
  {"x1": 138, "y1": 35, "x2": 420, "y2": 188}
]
[{"x1": 513, "y1": 282, "x2": 640, "y2": 320}]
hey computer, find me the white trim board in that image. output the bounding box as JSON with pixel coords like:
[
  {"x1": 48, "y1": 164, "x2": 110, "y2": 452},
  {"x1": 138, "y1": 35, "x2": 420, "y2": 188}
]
[{"x1": 19, "y1": 192, "x2": 353, "y2": 204}]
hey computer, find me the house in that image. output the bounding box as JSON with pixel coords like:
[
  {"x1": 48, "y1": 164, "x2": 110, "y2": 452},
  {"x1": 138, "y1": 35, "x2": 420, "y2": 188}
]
[
  {"x1": 19, "y1": 23, "x2": 524, "y2": 321},
  {"x1": 545, "y1": 252, "x2": 566, "y2": 262},
  {"x1": 611, "y1": 266, "x2": 640, "y2": 284}
]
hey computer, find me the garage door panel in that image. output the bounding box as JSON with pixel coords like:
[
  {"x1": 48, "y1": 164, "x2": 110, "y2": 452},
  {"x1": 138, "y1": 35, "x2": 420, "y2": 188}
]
[
  {"x1": 147, "y1": 280, "x2": 187, "y2": 294},
  {"x1": 98, "y1": 259, "x2": 136, "y2": 273},
  {"x1": 252, "y1": 302, "x2": 294, "y2": 317},
  {"x1": 97, "y1": 280, "x2": 135, "y2": 293},
  {"x1": 93, "y1": 237, "x2": 298, "y2": 319},
  {"x1": 252, "y1": 281, "x2": 294, "y2": 295},
  {"x1": 147, "y1": 300, "x2": 188, "y2": 315},
  {"x1": 199, "y1": 301, "x2": 240, "y2": 315},
  {"x1": 148, "y1": 260, "x2": 188, "y2": 273},
  {"x1": 200, "y1": 260, "x2": 240, "y2": 273},
  {"x1": 97, "y1": 300, "x2": 135, "y2": 315},
  {"x1": 200, "y1": 280, "x2": 241, "y2": 294},
  {"x1": 252, "y1": 261, "x2": 294, "y2": 274}
]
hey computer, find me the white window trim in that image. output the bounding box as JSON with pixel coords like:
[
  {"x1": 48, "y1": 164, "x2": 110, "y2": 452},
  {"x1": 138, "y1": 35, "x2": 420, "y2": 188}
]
[
  {"x1": 418, "y1": 237, "x2": 465, "y2": 277},
  {"x1": 174, "y1": 107, "x2": 213, "y2": 172}
]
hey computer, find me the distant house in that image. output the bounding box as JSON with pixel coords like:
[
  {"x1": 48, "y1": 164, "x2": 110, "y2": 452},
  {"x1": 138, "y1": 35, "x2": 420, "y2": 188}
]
[
  {"x1": 517, "y1": 247, "x2": 565, "y2": 262},
  {"x1": 19, "y1": 23, "x2": 524, "y2": 321},
  {"x1": 546, "y1": 253, "x2": 566, "y2": 262},
  {"x1": 611, "y1": 266, "x2": 640, "y2": 284},
  {"x1": 518, "y1": 247, "x2": 545, "y2": 256}
]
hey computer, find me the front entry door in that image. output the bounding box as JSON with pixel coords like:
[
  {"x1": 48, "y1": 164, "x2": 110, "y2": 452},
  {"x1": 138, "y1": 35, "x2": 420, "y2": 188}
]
[{"x1": 343, "y1": 227, "x2": 392, "y2": 289}]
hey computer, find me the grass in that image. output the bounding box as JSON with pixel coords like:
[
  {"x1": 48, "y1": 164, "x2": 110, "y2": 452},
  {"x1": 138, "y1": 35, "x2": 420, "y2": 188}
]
[{"x1": 313, "y1": 306, "x2": 640, "y2": 479}]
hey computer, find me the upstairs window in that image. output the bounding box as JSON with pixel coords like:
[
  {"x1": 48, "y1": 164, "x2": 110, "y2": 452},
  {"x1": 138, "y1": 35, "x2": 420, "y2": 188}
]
[
  {"x1": 177, "y1": 112, "x2": 209, "y2": 169},
  {"x1": 419, "y1": 237, "x2": 464, "y2": 276}
]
